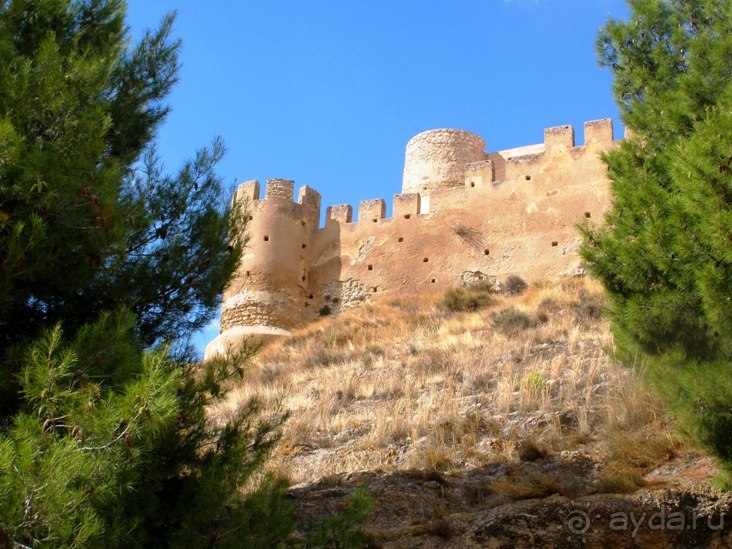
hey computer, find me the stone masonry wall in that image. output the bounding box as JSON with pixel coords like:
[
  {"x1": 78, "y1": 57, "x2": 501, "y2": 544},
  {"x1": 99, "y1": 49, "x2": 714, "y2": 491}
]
[{"x1": 205, "y1": 119, "x2": 618, "y2": 358}]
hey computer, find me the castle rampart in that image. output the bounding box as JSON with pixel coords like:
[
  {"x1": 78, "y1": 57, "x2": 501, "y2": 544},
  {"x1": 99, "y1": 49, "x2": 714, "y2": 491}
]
[{"x1": 205, "y1": 119, "x2": 618, "y2": 358}]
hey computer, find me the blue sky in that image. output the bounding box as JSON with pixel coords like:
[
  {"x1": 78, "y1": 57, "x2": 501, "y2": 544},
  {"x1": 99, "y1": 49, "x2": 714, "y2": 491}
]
[{"x1": 125, "y1": 0, "x2": 630, "y2": 353}]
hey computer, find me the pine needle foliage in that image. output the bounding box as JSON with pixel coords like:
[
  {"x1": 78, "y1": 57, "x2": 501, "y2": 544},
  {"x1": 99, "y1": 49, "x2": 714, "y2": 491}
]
[
  {"x1": 580, "y1": 0, "x2": 732, "y2": 486},
  {"x1": 0, "y1": 1, "x2": 292, "y2": 545}
]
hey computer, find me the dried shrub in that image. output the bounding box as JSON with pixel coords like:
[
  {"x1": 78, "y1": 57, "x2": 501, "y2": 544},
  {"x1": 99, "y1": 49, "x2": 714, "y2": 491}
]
[
  {"x1": 411, "y1": 445, "x2": 455, "y2": 473},
  {"x1": 318, "y1": 304, "x2": 332, "y2": 316},
  {"x1": 606, "y1": 431, "x2": 678, "y2": 470},
  {"x1": 452, "y1": 223, "x2": 484, "y2": 251},
  {"x1": 571, "y1": 291, "x2": 605, "y2": 322},
  {"x1": 538, "y1": 297, "x2": 560, "y2": 312},
  {"x1": 517, "y1": 439, "x2": 549, "y2": 462},
  {"x1": 502, "y1": 275, "x2": 528, "y2": 295},
  {"x1": 494, "y1": 473, "x2": 565, "y2": 499},
  {"x1": 491, "y1": 308, "x2": 534, "y2": 335},
  {"x1": 441, "y1": 281, "x2": 496, "y2": 312},
  {"x1": 597, "y1": 465, "x2": 647, "y2": 494}
]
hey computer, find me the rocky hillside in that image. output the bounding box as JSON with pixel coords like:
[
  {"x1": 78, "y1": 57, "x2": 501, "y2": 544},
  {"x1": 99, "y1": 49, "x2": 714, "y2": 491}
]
[{"x1": 213, "y1": 277, "x2": 731, "y2": 547}]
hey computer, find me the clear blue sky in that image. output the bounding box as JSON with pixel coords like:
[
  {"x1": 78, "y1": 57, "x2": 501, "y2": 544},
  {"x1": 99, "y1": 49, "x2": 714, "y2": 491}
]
[{"x1": 125, "y1": 0, "x2": 630, "y2": 353}]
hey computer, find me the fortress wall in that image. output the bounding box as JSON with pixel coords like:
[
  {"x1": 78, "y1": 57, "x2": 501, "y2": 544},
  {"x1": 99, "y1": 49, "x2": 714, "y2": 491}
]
[
  {"x1": 306, "y1": 120, "x2": 616, "y2": 316},
  {"x1": 207, "y1": 119, "x2": 618, "y2": 357},
  {"x1": 465, "y1": 160, "x2": 495, "y2": 188}
]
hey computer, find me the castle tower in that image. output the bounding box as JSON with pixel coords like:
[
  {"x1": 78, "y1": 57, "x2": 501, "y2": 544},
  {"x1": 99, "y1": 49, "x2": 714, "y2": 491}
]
[
  {"x1": 205, "y1": 178, "x2": 320, "y2": 358},
  {"x1": 401, "y1": 129, "x2": 487, "y2": 195}
]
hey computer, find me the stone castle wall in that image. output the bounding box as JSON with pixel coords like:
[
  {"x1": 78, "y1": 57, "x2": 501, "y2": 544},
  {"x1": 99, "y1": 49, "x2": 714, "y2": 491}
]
[{"x1": 205, "y1": 119, "x2": 618, "y2": 358}]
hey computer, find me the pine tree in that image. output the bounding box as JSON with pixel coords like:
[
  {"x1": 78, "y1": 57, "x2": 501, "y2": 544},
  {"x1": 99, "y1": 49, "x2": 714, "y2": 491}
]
[
  {"x1": 580, "y1": 0, "x2": 732, "y2": 484},
  {"x1": 0, "y1": 1, "x2": 292, "y2": 545},
  {"x1": 0, "y1": 0, "x2": 239, "y2": 383}
]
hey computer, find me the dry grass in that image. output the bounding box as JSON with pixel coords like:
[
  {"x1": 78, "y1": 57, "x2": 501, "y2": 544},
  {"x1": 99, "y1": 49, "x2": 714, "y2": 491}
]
[
  {"x1": 493, "y1": 473, "x2": 566, "y2": 499},
  {"x1": 211, "y1": 276, "x2": 683, "y2": 488}
]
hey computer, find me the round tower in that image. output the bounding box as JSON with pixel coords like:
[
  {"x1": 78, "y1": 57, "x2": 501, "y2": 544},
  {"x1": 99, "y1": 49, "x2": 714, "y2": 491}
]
[
  {"x1": 402, "y1": 129, "x2": 486, "y2": 194},
  {"x1": 206, "y1": 179, "x2": 318, "y2": 359}
]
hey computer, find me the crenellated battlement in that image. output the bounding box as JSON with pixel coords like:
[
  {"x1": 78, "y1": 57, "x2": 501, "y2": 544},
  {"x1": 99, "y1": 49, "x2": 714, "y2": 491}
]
[
  {"x1": 206, "y1": 118, "x2": 619, "y2": 358},
  {"x1": 315, "y1": 118, "x2": 615, "y2": 225}
]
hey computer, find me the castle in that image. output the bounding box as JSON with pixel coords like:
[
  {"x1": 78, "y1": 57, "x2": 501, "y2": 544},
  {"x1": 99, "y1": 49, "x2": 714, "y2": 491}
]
[{"x1": 205, "y1": 119, "x2": 618, "y2": 358}]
